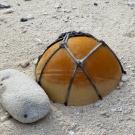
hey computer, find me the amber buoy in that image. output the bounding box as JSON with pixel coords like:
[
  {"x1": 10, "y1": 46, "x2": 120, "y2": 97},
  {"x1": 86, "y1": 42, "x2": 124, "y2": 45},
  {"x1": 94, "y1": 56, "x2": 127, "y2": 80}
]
[{"x1": 35, "y1": 31, "x2": 126, "y2": 106}]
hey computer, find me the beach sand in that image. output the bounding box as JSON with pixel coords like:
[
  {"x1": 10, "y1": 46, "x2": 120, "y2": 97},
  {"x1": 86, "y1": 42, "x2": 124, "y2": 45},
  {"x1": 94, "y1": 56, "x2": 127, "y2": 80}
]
[{"x1": 0, "y1": 0, "x2": 135, "y2": 134}]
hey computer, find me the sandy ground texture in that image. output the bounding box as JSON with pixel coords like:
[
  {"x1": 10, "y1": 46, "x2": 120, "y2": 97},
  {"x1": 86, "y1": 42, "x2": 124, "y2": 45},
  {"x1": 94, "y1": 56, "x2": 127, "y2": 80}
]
[{"x1": 0, "y1": 0, "x2": 135, "y2": 135}]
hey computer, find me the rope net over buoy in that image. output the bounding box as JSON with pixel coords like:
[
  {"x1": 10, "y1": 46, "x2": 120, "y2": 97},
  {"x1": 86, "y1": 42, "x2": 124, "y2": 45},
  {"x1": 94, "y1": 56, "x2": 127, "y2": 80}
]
[{"x1": 35, "y1": 31, "x2": 126, "y2": 106}]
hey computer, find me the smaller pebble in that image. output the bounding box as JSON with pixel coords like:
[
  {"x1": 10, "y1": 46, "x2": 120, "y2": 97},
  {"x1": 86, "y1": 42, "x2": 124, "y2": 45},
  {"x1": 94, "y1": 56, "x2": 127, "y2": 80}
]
[
  {"x1": 35, "y1": 39, "x2": 42, "y2": 45},
  {"x1": 72, "y1": 6, "x2": 77, "y2": 9},
  {"x1": 116, "y1": 86, "x2": 120, "y2": 90},
  {"x1": 32, "y1": 58, "x2": 38, "y2": 65},
  {"x1": 127, "y1": 2, "x2": 135, "y2": 7},
  {"x1": 131, "y1": 73, "x2": 135, "y2": 77},
  {"x1": 39, "y1": 12, "x2": 48, "y2": 16},
  {"x1": 20, "y1": 18, "x2": 28, "y2": 22},
  {"x1": 3, "y1": 9, "x2": 14, "y2": 14},
  {"x1": 94, "y1": 3, "x2": 98, "y2": 6},
  {"x1": 70, "y1": 123, "x2": 77, "y2": 130},
  {"x1": 62, "y1": 16, "x2": 69, "y2": 22},
  {"x1": 19, "y1": 60, "x2": 29, "y2": 68},
  {"x1": 68, "y1": 131, "x2": 75, "y2": 135},
  {"x1": 27, "y1": 14, "x2": 34, "y2": 20},
  {"x1": 75, "y1": 112, "x2": 79, "y2": 115},
  {"x1": 0, "y1": 2, "x2": 10, "y2": 8},
  {"x1": 111, "y1": 108, "x2": 116, "y2": 112},
  {"x1": 119, "y1": 82, "x2": 124, "y2": 87},
  {"x1": 22, "y1": 30, "x2": 27, "y2": 34},
  {"x1": 50, "y1": 113, "x2": 57, "y2": 120},
  {"x1": 89, "y1": 14, "x2": 93, "y2": 19},
  {"x1": 122, "y1": 75, "x2": 129, "y2": 82},
  {"x1": 94, "y1": 100, "x2": 103, "y2": 107},
  {"x1": 52, "y1": 15, "x2": 58, "y2": 19},
  {"x1": 63, "y1": 9, "x2": 71, "y2": 13},
  {"x1": 54, "y1": 4, "x2": 61, "y2": 9},
  {"x1": 100, "y1": 110, "x2": 107, "y2": 115},
  {"x1": 118, "y1": 106, "x2": 122, "y2": 112},
  {"x1": 1, "y1": 112, "x2": 11, "y2": 122},
  {"x1": 131, "y1": 68, "x2": 135, "y2": 71}
]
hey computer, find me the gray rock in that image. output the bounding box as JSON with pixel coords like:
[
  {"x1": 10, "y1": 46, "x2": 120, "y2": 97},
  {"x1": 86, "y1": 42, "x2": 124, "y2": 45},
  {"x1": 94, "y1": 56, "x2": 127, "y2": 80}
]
[{"x1": 0, "y1": 69, "x2": 50, "y2": 123}]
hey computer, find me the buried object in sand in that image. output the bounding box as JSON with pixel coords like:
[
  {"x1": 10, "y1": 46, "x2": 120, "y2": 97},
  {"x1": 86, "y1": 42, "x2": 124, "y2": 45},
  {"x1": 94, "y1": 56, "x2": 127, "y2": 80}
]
[
  {"x1": 35, "y1": 31, "x2": 126, "y2": 106},
  {"x1": 0, "y1": 69, "x2": 50, "y2": 123}
]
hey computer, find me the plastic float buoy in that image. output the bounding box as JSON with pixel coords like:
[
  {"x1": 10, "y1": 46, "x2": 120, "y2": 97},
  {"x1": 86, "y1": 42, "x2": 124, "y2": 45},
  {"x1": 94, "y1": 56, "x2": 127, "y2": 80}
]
[{"x1": 35, "y1": 31, "x2": 126, "y2": 106}]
